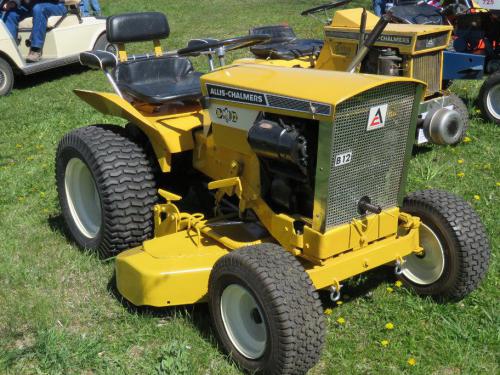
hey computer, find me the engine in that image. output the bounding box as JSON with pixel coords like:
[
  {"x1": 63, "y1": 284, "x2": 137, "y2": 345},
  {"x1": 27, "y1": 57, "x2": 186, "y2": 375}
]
[{"x1": 247, "y1": 114, "x2": 318, "y2": 218}]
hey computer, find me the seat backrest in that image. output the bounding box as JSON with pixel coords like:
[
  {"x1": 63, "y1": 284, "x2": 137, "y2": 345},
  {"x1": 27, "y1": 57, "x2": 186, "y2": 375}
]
[{"x1": 107, "y1": 12, "x2": 170, "y2": 44}]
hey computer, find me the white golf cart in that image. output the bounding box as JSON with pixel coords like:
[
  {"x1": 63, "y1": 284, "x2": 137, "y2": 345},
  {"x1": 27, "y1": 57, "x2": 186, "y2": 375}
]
[{"x1": 0, "y1": 0, "x2": 115, "y2": 96}]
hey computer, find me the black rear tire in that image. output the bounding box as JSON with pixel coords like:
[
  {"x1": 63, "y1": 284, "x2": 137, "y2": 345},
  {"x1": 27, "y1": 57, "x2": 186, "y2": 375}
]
[
  {"x1": 208, "y1": 244, "x2": 325, "y2": 374},
  {"x1": 93, "y1": 33, "x2": 118, "y2": 55},
  {"x1": 55, "y1": 125, "x2": 158, "y2": 258},
  {"x1": 478, "y1": 72, "x2": 500, "y2": 124},
  {"x1": 447, "y1": 93, "x2": 468, "y2": 143},
  {"x1": 0, "y1": 57, "x2": 14, "y2": 96},
  {"x1": 399, "y1": 190, "x2": 490, "y2": 301}
]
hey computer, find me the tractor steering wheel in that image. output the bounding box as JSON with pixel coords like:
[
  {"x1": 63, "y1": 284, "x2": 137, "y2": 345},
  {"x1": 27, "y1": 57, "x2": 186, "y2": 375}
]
[
  {"x1": 301, "y1": 0, "x2": 352, "y2": 16},
  {"x1": 177, "y1": 35, "x2": 270, "y2": 56}
]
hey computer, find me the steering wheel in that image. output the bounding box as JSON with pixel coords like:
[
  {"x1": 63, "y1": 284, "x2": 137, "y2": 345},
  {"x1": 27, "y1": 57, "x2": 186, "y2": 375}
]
[
  {"x1": 301, "y1": 0, "x2": 352, "y2": 16},
  {"x1": 177, "y1": 35, "x2": 270, "y2": 56}
]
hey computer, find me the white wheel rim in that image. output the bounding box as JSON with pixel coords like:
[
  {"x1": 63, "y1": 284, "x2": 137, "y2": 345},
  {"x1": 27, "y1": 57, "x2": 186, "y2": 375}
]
[
  {"x1": 64, "y1": 158, "x2": 102, "y2": 239},
  {"x1": 402, "y1": 223, "x2": 445, "y2": 285},
  {"x1": 0, "y1": 69, "x2": 6, "y2": 91},
  {"x1": 486, "y1": 83, "x2": 500, "y2": 120},
  {"x1": 220, "y1": 284, "x2": 267, "y2": 359}
]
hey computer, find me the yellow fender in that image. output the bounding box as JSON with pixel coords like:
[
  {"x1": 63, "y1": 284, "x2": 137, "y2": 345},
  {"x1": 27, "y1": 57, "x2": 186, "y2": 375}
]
[{"x1": 74, "y1": 90, "x2": 206, "y2": 172}]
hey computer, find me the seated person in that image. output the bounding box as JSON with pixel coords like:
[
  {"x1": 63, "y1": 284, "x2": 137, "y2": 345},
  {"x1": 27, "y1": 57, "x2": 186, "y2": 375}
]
[{"x1": 1, "y1": 0, "x2": 67, "y2": 63}]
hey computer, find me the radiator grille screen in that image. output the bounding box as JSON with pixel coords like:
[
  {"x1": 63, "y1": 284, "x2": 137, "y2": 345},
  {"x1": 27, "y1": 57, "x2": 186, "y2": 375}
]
[
  {"x1": 412, "y1": 52, "x2": 441, "y2": 94},
  {"x1": 323, "y1": 83, "x2": 417, "y2": 230}
]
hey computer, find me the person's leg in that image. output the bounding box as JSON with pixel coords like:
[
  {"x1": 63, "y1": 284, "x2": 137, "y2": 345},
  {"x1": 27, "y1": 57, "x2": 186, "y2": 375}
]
[
  {"x1": 372, "y1": 0, "x2": 385, "y2": 16},
  {"x1": 80, "y1": 0, "x2": 90, "y2": 17},
  {"x1": 90, "y1": 0, "x2": 101, "y2": 15},
  {"x1": 30, "y1": 2, "x2": 67, "y2": 49},
  {"x1": 2, "y1": 5, "x2": 31, "y2": 41}
]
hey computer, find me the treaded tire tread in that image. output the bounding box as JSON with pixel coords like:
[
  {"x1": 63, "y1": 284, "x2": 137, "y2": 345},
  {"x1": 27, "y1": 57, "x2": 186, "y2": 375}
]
[
  {"x1": 401, "y1": 189, "x2": 490, "y2": 301},
  {"x1": 478, "y1": 72, "x2": 500, "y2": 124},
  {"x1": 56, "y1": 125, "x2": 158, "y2": 258},
  {"x1": 209, "y1": 244, "x2": 325, "y2": 375},
  {"x1": 447, "y1": 93, "x2": 469, "y2": 143}
]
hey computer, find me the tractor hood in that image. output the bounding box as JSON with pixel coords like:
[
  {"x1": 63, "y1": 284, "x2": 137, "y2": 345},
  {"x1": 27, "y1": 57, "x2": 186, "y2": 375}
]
[{"x1": 201, "y1": 64, "x2": 425, "y2": 120}]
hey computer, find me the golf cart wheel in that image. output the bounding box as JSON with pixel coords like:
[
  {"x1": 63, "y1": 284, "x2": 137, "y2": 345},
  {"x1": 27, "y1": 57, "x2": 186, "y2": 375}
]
[
  {"x1": 208, "y1": 243, "x2": 325, "y2": 374},
  {"x1": 478, "y1": 72, "x2": 500, "y2": 124},
  {"x1": 55, "y1": 125, "x2": 158, "y2": 258},
  {"x1": 0, "y1": 57, "x2": 14, "y2": 96},
  {"x1": 93, "y1": 33, "x2": 118, "y2": 55},
  {"x1": 399, "y1": 190, "x2": 490, "y2": 301},
  {"x1": 448, "y1": 94, "x2": 468, "y2": 142}
]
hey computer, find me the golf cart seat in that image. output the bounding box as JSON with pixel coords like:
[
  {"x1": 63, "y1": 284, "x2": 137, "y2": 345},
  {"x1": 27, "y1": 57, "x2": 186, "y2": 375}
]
[
  {"x1": 101, "y1": 12, "x2": 202, "y2": 104},
  {"x1": 249, "y1": 25, "x2": 323, "y2": 60},
  {"x1": 18, "y1": 0, "x2": 82, "y2": 30}
]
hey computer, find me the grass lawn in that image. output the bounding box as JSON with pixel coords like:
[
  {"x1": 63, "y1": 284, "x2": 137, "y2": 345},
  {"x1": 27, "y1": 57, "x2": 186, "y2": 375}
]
[{"x1": 0, "y1": 0, "x2": 498, "y2": 374}]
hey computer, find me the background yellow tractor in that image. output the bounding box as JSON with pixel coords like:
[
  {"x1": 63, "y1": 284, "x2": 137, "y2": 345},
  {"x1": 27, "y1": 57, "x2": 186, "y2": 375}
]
[
  {"x1": 242, "y1": 0, "x2": 470, "y2": 146},
  {"x1": 55, "y1": 12, "x2": 490, "y2": 374}
]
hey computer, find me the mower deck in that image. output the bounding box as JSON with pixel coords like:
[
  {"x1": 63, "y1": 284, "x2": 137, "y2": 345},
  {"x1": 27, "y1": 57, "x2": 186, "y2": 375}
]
[{"x1": 116, "y1": 208, "x2": 422, "y2": 308}]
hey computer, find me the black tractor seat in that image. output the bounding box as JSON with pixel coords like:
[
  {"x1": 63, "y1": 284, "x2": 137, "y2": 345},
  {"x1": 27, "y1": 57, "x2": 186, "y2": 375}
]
[
  {"x1": 113, "y1": 56, "x2": 202, "y2": 104},
  {"x1": 389, "y1": 4, "x2": 444, "y2": 25},
  {"x1": 249, "y1": 25, "x2": 323, "y2": 60}
]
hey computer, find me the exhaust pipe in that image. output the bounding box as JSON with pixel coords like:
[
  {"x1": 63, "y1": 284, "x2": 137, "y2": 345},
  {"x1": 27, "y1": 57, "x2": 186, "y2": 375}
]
[
  {"x1": 347, "y1": 14, "x2": 390, "y2": 73},
  {"x1": 423, "y1": 108, "x2": 465, "y2": 145}
]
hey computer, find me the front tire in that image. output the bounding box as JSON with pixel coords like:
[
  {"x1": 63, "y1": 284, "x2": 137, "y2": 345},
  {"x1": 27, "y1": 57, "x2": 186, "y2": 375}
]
[
  {"x1": 400, "y1": 190, "x2": 490, "y2": 301},
  {"x1": 208, "y1": 244, "x2": 325, "y2": 374},
  {"x1": 0, "y1": 57, "x2": 14, "y2": 96},
  {"x1": 55, "y1": 125, "x2": 158, "y2": 258},
  {"x1": 478, "y1": 72, "x2": 500, "y2": 124}
]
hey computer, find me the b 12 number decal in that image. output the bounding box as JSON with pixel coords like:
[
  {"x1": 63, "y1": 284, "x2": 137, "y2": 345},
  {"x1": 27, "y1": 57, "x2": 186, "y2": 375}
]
[{"x1": 334, "y1": 151, "x2": 352, "y2": 167}]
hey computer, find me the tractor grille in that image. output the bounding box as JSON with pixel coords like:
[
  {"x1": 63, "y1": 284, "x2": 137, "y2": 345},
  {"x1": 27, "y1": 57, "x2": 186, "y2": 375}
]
[
  {"x1": 412, "y1": 51, "x2": 441, "y2": 94},
  {"x1": 322, "y1": 83, "x2": 418, "y2": 230}
]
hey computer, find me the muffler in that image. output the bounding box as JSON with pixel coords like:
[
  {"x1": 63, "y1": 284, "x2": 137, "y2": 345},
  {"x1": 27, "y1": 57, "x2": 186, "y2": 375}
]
[{"x1": 423, "y1": 107, "x2": 464, "y2": 145}]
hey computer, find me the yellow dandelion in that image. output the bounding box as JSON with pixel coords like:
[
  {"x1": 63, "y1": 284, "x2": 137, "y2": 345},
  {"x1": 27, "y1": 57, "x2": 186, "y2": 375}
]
[
  {"x1": 386, "y1": 287, "x2": 394, "y2": 293},
  {"x1": 395, "y1": 281, "x2": 403, "y2": 288},
  {"x1": 496, "y1": 182, "x2": 500, "y2": 187},
  {"x1": 407, "y1": 357, "x2": 417, "y2": 366},
  {"x1": 473, "y1": 195, "x2": 480, "y2": 201},
  {"x1": 457, "y1": 172, "x2": 465, "y2": 178},
  {"x1": 385, "y1": 322, "x2": 394, "y2": 330},
  {"x1": 381, "y1": 340, "x2": 390, "y2": 347},
  {"x1": 40, "y1": 192, "x2": 46, "y2": 198},
  {"x1": 17, "y1": 196, "x2": 25, "y2": 202},
  {"x1": 337, "y1": 317, "x2": 346, "y2": 325},
  {"x1": 463, "y1": 136, "x2": 471, "y2": 143},
  {"x1": 336, "y1": 300, "x2": 343, "y2": 306},
  {"x1": 483, "y1": 163, "x2": 491, "y2": 170},
  {"x1": 457, "y1": 159, "x2": 464, "y2": 164},
  {"x1": 324, "y1": 308, "x2": 333, "y2": 315},
  {"x1": 15, "y1": 144, "x2": 22, "y2": 148},
  {"x1": 36, "y1": 145, "x2": 44, "y2": 150},
  {"x1": 26, "y1": 156, "x2": 34, "y2": 161}
]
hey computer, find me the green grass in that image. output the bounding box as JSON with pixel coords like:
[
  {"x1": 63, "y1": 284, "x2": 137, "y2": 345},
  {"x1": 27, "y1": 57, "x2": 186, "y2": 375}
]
[{"x1": 0, "y1": 0, "x2": 498, "y2": 374}]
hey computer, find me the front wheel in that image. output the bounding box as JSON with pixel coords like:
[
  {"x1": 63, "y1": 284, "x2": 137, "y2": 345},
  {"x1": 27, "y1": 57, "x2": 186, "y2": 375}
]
[
  {"x1": 55, "y1": 125, "x2": 158, "y2": 258},
  {"x1": 208, "y1": 244, "x2": 325, "y2": 374},
  {"x1": 0, "y1": 57, "x2": 14, "y2": 96},
  {"x1": 399, "y1": 190, "x2": 490, "y2": 301},
  {"x1": 478, "y1": 72, "x2": 500, "y2": 124}
]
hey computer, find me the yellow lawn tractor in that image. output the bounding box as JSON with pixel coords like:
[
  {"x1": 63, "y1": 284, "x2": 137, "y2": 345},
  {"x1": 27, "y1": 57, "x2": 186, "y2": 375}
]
[
  {"x1": 55, "y1": 12, "x2": 490, "y2": 374},
  {"x1": 243, "y1": 0, "x2": 470, "y2": 146}
]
